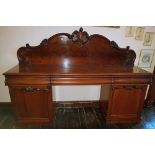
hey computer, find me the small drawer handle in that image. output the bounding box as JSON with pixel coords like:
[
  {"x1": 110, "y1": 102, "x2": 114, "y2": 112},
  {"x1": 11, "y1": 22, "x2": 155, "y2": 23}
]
[
  {"x1": 124, "y1": 86, "x2": 135, "y2": 90},
  {"x1": 124, "y1": 86, "x2": 144, "y2": 90},
  {"x1": 25, "y1": 86, "x2": 34, "y2": 92},
  {"x1": 135, "y1": 86, "x2": 144, "y2": 90},
  {"x1": 23, "y1": 86, "x2": 49, "y2": 92}
]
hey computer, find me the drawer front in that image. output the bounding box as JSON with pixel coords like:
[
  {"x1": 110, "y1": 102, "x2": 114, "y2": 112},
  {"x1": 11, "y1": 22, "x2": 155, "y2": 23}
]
[
  {"x1": 113, "y1": 77, "x2": 151, "y2": 84},
  {"x1": 51, "y1": 77, "x2": 112, "y2": 85},
  {"x1": 5, "y1": 75, "x2": 50, "y2": 85}
]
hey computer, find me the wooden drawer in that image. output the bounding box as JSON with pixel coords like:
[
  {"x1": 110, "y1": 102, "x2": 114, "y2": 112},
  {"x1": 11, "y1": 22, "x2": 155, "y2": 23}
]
[
  {"x1": 5, "y1": 75, "x2": 50, "y2": 85},
  {"x1": 113, "y1": 77, "x2": 151, "y2": 84},
  {"x1": 51, "y1": 77, "x2": 112, "y2": 85}
]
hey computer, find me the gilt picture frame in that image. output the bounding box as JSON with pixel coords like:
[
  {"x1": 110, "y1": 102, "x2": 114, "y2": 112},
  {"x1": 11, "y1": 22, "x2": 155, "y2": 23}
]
[
  {"x1": 135, "y1": 27, "x2": 145, "y2": 41},
  {"x1": 125, "y1": 26, "x2": 135, "y2": 37},
  {"x1": 138, "y1": 49, "x2": 154, "y2": 68},
  {"x1": 143, "y1": 32, "x2": 154, "y2": 46}
]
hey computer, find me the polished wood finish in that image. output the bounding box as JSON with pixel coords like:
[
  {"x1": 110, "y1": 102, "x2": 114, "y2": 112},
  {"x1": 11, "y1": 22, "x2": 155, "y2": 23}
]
[
  {"x1": 8, "y1": 85, "x2": 53, "y2": 125},
  {"x1": 107, "y1": 85, "x2": 147, "y2": 123},
  {"x1": 146, "y1": 66, "x2": 155, "y2": 106},
  {"x1": 3, "y1": 28, "x2": 153, "y2": 126},
  {"x1": 17, "y1": 27, "x2": 136, "y2": 67}
]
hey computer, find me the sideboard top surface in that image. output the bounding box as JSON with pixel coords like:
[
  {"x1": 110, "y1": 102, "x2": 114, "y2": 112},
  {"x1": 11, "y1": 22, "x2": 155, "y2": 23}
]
[{"x1": 4, "y1": 64, "x2": 152, "y2": 77}]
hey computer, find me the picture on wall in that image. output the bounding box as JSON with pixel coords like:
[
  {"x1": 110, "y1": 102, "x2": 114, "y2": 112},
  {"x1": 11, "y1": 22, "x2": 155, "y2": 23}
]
[
  {"x1": 125, "y1": 26, "x2": 135, "y2": 37},
  {"x1": 143, "y1": 32, "x2": 154, "y2": 46},
  {"x1": 138, "y1": 49, "x2": 154, "y2": 68},
  {"x1": 135, "y1": 27, "x2": 145, "y2": 41}
]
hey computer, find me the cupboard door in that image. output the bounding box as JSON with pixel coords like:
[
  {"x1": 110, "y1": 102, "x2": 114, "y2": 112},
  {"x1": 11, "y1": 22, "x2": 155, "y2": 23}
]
[
  {"x1": 9, "y1": 85, "x2": 53, "y2": 125},
  {"x1": 107, "y1": 85, "x2": 147, "y2": 124}
]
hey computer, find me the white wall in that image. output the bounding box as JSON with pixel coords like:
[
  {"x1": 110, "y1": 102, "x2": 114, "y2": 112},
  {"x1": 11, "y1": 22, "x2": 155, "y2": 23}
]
[{"x1": 0, "y1": 26, "x2": 155, "y2": 102}]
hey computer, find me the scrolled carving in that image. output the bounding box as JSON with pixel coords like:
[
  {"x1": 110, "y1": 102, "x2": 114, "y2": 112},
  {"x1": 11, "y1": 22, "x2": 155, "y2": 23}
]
[
  {"x1": 17, "y1": 27, "x2": 136, "y2": 67},
  {"x1": 124, "y1": 49, "x2": 136, "y2": 67},
  {"x1": 17, "y1": 47, "x2": 32, "y2": 65},
  {"x1": 40, "y1": 39, "x2": 48, "y2": 46},
  {"x1": 70, "y1": 27, "x2": 90, "y2": 45},
  {"x1": 110, "y1": 41, "x2": 119, "y2": 48},
  {"x1": 26, "y1": 44, "x2": 30, "y2": 48},
  {"x1": 25, "y1": 44, "x2": 31, "y2": 51}
]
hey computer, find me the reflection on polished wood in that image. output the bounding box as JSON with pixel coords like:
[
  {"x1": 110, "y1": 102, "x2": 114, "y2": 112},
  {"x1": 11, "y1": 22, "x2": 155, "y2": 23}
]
[
  {"x1": 3, "y1": 28, "x2": 154, "y2": 126},
  {"x1": 5, "y1": 65, "x2": 151, "y2": 75}
]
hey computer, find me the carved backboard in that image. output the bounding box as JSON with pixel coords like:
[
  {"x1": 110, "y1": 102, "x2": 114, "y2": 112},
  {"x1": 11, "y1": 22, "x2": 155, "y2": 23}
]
[{"x1": 17, "y1": 28, "x2": 136, "y2": 67}]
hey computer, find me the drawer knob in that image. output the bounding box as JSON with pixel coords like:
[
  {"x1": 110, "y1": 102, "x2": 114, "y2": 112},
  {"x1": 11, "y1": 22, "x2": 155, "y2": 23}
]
[
  {"x1": 25, "y1": 86, "x2": 34, "y2": 92},
  {"x1": 23, "y1": 87, "x2": 49, "y2": 92}
]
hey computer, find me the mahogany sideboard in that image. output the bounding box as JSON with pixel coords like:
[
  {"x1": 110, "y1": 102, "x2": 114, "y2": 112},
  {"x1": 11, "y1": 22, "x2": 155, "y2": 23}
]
[{"x1": 3, "y1": 28, "x2": 154, "y2": 126}]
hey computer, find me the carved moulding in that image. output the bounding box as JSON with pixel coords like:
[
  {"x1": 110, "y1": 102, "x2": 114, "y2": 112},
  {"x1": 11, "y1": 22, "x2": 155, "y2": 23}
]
[
  {"x1": 17, "y1": 27, "x2": 136, "y2": 67},
  {"x1": 69, "y1": 27, "x2": 90, "y2": 46}
]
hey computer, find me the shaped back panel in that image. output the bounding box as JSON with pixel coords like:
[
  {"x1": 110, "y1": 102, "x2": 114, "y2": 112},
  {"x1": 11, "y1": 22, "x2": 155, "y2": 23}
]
[{"x1": 17, "y1": 28, "x2": 136, "y2": 67}]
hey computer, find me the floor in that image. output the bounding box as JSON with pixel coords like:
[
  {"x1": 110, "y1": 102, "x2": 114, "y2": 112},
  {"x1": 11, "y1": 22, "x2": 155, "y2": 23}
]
[{"x1": 0, "y1": 104, "x2": 155, "y2": 129}]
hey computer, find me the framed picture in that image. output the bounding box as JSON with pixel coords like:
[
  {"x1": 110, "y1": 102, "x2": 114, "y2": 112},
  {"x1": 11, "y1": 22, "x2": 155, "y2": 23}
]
[
  {"x1": 125, "y1": 26, "x2": 135, "y2": 37},
  {"x1": 135, "y1": 27, "x2": 145, "y2": 41},
  {"x1": 138, "y1": 49, "x2": 154, "y2": 68},
  {"x1": 143, "y1": 32, "x2": 154, "y2": 46}
]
